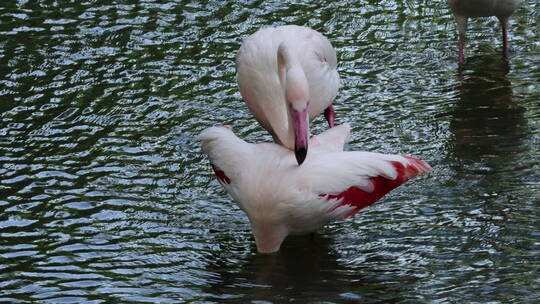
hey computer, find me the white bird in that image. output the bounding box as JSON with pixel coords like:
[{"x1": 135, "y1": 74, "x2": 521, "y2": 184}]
[
  {"x1": 448, "y1": 0, "x2": 523, "y2": 65},
  {"x1": 199, "y1": 124, "x2": 432, "y2": 253},
  {"x1": 236, "y1": 25, "x2": 340, "y2": 165}
]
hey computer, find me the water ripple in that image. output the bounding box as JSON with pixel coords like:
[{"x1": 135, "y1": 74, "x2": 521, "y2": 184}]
[{"x1": 0, "y1": 0, "x2": 539, "y2": 303}]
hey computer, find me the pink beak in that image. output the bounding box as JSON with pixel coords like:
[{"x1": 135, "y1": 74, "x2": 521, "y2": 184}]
[{"x1": 290, "y1": 107, "x2": 309, "y2": 165}]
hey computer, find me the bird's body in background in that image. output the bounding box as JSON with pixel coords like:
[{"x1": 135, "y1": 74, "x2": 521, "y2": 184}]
[
  {"x1": 199, "y1": 124, "x2": 432, "y2": 253},
  {"x1": 448, "y1": 0, "x2": 522, "y2": 65},
  {"x1": 236, "y1": 25, "x2": 340, "y2": 165}
]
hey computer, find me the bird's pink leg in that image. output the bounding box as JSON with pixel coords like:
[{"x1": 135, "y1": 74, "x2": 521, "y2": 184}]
[
  {"x1": 501, "y1": 23, "x2": 509, "y2": 57},
  {"x1": 497, "y1": 16, "x2": 511, "y2": 57},
  {"x1": 324, "y1": 105, "x2": 335, "y2": 128}
]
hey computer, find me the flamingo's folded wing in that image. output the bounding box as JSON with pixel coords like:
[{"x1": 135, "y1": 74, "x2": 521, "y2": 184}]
[
  {"x1": 310, "y1": 123, "x2": 350, "y2": 153},
  {"x1": 302, "y1": 152, "x2": 432, "y2": 218}
]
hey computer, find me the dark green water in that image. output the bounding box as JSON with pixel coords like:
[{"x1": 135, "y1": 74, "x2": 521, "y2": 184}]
[{"x1": 1, "y1": 0, "x2": 539, "y2": 303}]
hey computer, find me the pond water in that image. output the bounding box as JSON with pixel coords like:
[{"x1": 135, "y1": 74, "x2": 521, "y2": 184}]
[{"x1": 1, "y1": 0, "x2": 539, "y2": 303}]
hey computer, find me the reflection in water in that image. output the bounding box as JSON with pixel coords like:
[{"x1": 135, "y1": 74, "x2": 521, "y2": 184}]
[
  {"x1": 450, "y1": 55, "x2": 526, "y2": 168},
  {"x1": 1, "y1": 0, "x2": 539, "y2": 302},
  {"x1": 439, "y1": 56, "x2": 538, "y2": 304},
  {"x1": 448, "y1": 54, "x2": 529, "y2": 217},
  {"x1": 447, "y1": 54, "x2": 529, "y2": 253},
  {"x1": 203, "y1": 234, "x2": 412, "y2": 303},
  {"x1": 203, "y1": 235, "x2": 345, "y2": 303}
]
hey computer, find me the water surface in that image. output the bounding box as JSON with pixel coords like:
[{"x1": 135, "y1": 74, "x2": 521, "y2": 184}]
[{"x1": 1, "y1": 0, "x2": 539, "y2": 303}]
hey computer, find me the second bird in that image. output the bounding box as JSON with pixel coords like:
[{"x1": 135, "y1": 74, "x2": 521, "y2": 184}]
[
  {"x1": 236, "y1": 25, "x2": 340, "y2": 165},
  {"x1": 448, "y1": 0, "x2": 522, "y2": 65}
]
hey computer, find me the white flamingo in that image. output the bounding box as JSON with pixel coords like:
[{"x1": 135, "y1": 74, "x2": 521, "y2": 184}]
[
  {"x1": 199, "y1": 124, "x2": 432, "y2": 253},
  {"x1": 236, "y1": 25, "x2": 340, "y2": 165},
  {"x1": 448, "y1": 0, "x2": 523, "y2": 65}
]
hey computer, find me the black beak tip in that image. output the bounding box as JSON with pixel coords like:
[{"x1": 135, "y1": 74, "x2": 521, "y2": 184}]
[{"x1": 295, "y1": 146, "x2": 307, "y2": 165}]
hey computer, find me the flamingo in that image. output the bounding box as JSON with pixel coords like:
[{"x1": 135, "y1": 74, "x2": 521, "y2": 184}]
[
  {"x1": 448, "y1": 0, "x2": 523, "y2": 65},
  {"x1": 236, "y1": 25, "x2": 340, "y2": 165},
  {"x1": 199, "y1": 124, "x2": 432, "y2": 253}
]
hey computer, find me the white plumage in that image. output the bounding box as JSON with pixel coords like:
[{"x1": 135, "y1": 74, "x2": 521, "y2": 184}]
[
  {"x1": 236, "y1": 25, "x2": 340, "y2": 164},
  {"x1": 199, "y1": 124, "x2": 432, "y2": 253}
]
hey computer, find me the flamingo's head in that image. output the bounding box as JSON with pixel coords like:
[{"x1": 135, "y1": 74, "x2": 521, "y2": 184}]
[
  {"x1": 278, "y1": 43, "x2": 310, "y2": 165},
  {"x1": 284, "y1": 67, "x2": 310, "y2": 165}
]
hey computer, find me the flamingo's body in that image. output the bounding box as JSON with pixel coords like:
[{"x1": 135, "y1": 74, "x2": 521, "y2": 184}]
[
  {"x1": 199, "y1": 124, "x2": 432, "y2": 253},
  {"x1": 448, "y1": 0, "x2": 522, "y2": 65},
  {"x1": 236, "y1": 25, "x2": 339, "y2": 165}
]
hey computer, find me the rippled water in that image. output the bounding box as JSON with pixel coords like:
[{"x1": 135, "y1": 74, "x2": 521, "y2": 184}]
[{"x1": 1, "y1": 0, "x2": 539, "y2": 303}]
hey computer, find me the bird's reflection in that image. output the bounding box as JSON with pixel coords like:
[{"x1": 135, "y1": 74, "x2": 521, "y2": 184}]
[
  {"x1": 450, "y1": 54, "x2": 526, "y2": 168},
  {"x1": 203, "y1": 232, "x2": 411, "y2": 303},
  {"x1": 448, "y1": 53, "x2": 528, "y2": 216},
  {"x1": 246, "y1": 234, "x2": 341, "y2": 300},
  {"x1": 447, "y1": 54, "x2": 532, "y2": 253}
]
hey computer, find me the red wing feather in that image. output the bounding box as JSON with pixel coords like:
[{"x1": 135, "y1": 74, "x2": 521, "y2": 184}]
[
  {"x1": 211, "y1": 164, "x2": 231, "y2": 184},
  {"x1": 320, "y1": 156, "x2": 431, "y2": 218}
]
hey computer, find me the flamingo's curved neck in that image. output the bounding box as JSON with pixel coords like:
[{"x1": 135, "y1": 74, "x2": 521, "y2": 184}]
[{"x1": 277, "y1": 42, "x2": 310, "y2": 151}]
